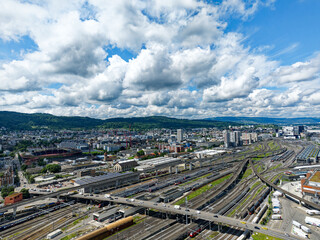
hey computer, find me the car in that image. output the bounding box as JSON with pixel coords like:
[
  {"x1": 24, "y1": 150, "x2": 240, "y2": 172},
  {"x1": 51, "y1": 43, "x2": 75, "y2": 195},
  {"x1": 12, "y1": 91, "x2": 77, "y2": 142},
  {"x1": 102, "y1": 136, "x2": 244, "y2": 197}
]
[
  {"x1": 154, "y1": 203, "x2": 158, "y2": 206},
  {"x1": 254, "y1": 226, "x2": 260, "y2": 230},
  {"x1": 162, "y1": 204, "x2": 166, "y2": 207},
  {"x1": 261, "y1": 227, "x2": 268, "y2": 230},
  {"x1": 185, "y1": 209, "x2": 190, "y2": 212},
  {"x1": 285, "y1": 233, "x2": 289, "y2": 237},
  {"x1": 214, "y1": 215, "x2": 218, "y2": 218},
  {"x1": 196, "y1": 210, "x2": 201, "y2": 214},
  {"x1": 240, "y1": 221, "x2": 246, "y2": 225}
]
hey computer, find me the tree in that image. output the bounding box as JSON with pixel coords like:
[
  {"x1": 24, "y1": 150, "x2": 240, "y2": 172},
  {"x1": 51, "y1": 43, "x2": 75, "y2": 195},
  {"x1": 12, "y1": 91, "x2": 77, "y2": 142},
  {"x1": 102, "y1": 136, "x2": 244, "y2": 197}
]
[
  {"x1": 29, "y1": 176, "x2": 35, "y2": 184},
  {"x1": 21, "y1": 164, "x2": 28, "y2": 171},
  {"x1": 37, "y1": 159, "x2": 46, "y2": 166},
  {"x1": 20, "y1": 188, "x2": 30, "y2": 199},
  {"x1": 1, "y1": 186, "x2": 15, "y2": 198},
  {"x1": 137, "y1": 150, "x2": 145, "y2": 157},
  {"x1": 45, "y1": 164, "x2": 61, "y2": 173}
]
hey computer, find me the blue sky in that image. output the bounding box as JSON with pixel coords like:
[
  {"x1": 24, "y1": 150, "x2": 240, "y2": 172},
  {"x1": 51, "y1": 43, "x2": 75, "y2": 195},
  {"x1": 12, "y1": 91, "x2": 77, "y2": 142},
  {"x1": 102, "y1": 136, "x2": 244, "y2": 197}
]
[
  {"x1": 0, "y1": 0, "x2": 319, "y2": 119},
  {"x1": 236, "y1": 0, "x2": 320, "y2": 65},
  {"x1": 0, "y1": 36, "x2": 38, "y2": 61}
]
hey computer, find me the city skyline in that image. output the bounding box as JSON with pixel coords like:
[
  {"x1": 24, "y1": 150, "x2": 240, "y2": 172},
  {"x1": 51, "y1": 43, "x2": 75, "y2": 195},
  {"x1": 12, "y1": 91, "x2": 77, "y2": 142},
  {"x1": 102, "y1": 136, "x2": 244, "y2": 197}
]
[{"x1": 1, "y1": 0, "x2": 320, "y2": 119}]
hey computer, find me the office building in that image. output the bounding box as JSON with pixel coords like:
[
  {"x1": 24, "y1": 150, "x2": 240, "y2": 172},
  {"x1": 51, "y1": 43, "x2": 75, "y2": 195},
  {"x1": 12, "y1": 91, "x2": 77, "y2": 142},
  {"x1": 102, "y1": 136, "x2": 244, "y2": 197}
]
[
  {"x1": 223, "y1": 130, "x2": 230, "y2": 148},
  {"x1": 177, "y1": 129, "x2": 183, "y2": 143}
]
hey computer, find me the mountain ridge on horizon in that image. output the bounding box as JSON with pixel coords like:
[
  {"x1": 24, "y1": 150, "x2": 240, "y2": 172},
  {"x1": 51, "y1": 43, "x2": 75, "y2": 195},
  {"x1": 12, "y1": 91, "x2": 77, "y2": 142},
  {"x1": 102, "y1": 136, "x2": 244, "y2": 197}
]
[
  {"x1": 0, "y1": 111, "x2": 319, "y2": 130},
  {"x1": 208, "y1": 116, "x2": 320, "y2": 125},
  {"x1": 0, "y1": 111, "x2": 234, "y2": 130}
]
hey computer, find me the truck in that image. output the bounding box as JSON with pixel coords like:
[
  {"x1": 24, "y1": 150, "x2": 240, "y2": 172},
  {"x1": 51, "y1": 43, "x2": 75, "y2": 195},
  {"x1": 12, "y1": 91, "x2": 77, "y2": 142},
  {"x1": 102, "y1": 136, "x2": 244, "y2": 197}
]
[
  {"x1": 273, "y1": 209, "x2": 281, "y2": 214},
  {"x1": 273, "y1": 191, "x2": 283, "y2": 197},
  {"x1": 293, "y1": 220, "x2": 311, "y2": 233},
  {"x1": 292, "y1": 226, "x2": 309, "y2": 239},
  {"x1": 305, "y1": 216, "x2": 320, "y2": 227},
  {"x1": 293, "y1": 220, "x2": 301, "y2": 228},
  {"x1": 271, "y1": 215, "x2": 282, "y2": 220},
  {"x1": 301, "y1": 225, "x2": 311, "y2": 234},
  {"x1": 174, "y1": 205, "x2": 181, "y2": 210},
  {"x1": 273, "y1": 205, "x2": 281, "y2": 209},
  {"x1": 306, "y1": 210, "x2": 320, "y2": 215}
]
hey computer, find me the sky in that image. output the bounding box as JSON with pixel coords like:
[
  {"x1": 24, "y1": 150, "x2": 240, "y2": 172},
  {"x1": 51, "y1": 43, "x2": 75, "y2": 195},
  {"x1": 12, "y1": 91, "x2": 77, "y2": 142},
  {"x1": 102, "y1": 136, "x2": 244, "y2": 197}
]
[{"x1": 0, "y1": 0, "x2": 320, "y2": 119}]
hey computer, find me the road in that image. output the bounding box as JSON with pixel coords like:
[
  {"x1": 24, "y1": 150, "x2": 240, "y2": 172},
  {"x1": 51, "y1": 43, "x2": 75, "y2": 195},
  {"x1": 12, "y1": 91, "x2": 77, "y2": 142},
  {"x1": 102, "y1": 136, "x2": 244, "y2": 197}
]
[
  {"x1": 250, "y1": 158, "x2": 320, "y2": 211},
  {"x1": 90, "y1": 195, "x2": 301, "y2": 240}
]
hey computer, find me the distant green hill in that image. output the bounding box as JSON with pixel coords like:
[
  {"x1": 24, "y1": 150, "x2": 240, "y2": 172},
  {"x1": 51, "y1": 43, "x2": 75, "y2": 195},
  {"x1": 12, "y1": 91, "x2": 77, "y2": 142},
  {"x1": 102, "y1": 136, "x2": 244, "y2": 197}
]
[
  {"x1": 0, "y1": 111, "x2": 234, "y2": 130},
  {"x1": 208, "y1": 116, "x2": 320, "y2": 125},
  {"x1": 0, "y1": 111, "x2": 103, "y2": 130},
  {"x1": 102, "y1": 116, "x2": 233, "y2": 130}
]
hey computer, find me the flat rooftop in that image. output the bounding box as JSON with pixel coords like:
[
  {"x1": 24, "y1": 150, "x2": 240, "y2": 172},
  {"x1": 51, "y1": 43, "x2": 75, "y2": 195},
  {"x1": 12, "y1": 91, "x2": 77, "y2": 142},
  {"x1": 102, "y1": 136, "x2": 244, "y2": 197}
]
[
  {"x1": 310, "y1": 171, "x2": 320, "y2": 183},
  {"x1": 74, "y1": 172, "x2": 136, "y2": 185}
]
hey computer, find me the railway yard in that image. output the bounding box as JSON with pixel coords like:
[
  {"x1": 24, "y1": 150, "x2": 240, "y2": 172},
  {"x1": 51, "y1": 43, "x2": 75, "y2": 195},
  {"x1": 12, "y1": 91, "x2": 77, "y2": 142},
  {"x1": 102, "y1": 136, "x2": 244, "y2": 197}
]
[{"x1": 1, "y1": 140, "x2": 320, "y2": 240}]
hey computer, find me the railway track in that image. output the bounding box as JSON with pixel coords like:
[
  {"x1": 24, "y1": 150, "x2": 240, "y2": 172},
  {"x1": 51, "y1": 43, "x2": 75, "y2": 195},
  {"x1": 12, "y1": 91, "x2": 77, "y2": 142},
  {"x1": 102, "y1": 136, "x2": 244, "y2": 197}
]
[
  {"x1": 20, "y1": 216, "x2": 69, "y2": 240},
  {"x1": 1, "y1": 204, "x2": 81, "y2": 239}
]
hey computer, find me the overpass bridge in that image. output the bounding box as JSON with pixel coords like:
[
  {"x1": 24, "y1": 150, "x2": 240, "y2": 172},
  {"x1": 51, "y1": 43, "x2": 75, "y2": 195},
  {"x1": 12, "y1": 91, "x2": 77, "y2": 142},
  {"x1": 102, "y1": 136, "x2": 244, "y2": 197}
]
[
  {"x1": 250, "y1": 159, "x2": 320, "y2": 211},
  {"x1": 76, "y1": 194, "x2": 300, "y2": 240}
]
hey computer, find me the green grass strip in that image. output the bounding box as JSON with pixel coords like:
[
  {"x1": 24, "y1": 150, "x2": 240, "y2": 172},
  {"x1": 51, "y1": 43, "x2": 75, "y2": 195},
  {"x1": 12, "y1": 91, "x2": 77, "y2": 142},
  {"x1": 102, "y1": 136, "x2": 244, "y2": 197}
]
[
  {"x1": 180, "y1": 173, "x2": 212, "y2": 186},
  {"x1": 252, "y1": 232, "x2": 283, "y2": 240},
  {"x1": 175, "y1": 174, "x2": 233, "y2": 205}
]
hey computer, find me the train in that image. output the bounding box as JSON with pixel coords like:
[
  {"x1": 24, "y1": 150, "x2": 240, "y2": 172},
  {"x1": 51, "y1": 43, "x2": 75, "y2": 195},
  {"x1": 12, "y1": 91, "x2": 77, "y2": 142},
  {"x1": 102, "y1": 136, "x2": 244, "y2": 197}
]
[
  {"x1": 247, "y1": 187, "x2": 271, "y2": 215},
  {"x1": 0, "y1": 200, "x2": 75, "y2": 231},
  {"x1": 270, "y1": 150, "x2": 294, "y2": 162},
  {"x1": 285, "y1": 194, "x2": 301, "y2": 204},
  {"x1": 252, "y1": 204, "x2": 268, "y2": 223},
  {"x1": 237, "y1": 229, "x2": 250, "y2": 240},
  {"x1": 272, "y1": 178, "x2": 280, "y2": 185},
  {"x1": 93, "y1": 211, "x2": 123, "y2": 223},
  {"x1": 217, "y1": 187, "x2": 250, "y2": 215},
  {"x1": 98, "y1": 202, "x2": 107, "y2": 208},
  {"x1": 139, "y1": 170, "x2": 168, "y2": 179},
  {"x1": 115, "y1": 163, "x2": 231, "y2": 199},
  {"x1": 47, "y1": 229, "x2": 63, "y2": 239},
  {"x1": 76, "y1": 216, "x2": 134, "y2": 240},
  {"x1": 148, "y1": 182, "x2": 171, "y2": 192},
  {"x1": 189, "y1": 225, "x2": 204, "y2": 238}
]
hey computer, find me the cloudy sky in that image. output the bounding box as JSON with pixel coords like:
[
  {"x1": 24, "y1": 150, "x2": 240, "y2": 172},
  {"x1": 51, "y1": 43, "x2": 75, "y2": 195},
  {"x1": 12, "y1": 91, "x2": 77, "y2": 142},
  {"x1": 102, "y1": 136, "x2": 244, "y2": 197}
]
[{"x1": 0, "y1": 0, "x2": 320, "y2": 119}]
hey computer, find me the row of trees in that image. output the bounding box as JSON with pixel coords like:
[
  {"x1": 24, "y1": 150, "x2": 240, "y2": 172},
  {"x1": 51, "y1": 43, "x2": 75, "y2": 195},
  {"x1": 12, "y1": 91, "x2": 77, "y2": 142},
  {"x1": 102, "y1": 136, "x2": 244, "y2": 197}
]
[
  {"x1": 22, "y1": 160, "x2": 60, "y2": 172},
  {"x1": 0, "y1": 186, "x2": 30, "y2": 199},
  {"x1": 41, "y1": 164, "x2": 61, "y2": 173}
]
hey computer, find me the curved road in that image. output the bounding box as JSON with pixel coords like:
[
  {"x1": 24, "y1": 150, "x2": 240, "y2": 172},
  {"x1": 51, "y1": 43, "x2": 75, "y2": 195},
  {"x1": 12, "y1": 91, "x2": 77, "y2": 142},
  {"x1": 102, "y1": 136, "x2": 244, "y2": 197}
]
[{"x1": 250, "y1": 159, "x2": 320, "y2": 211}]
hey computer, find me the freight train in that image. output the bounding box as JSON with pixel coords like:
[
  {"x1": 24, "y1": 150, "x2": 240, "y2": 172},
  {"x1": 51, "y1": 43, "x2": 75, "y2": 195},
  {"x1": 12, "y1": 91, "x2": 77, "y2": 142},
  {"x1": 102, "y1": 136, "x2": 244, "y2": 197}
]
[
  {"x1": 217, "y1": 187, "x2": 250, "y2": 215},
  {"x1": 244, "y1": 187, "x2": 271, "y2": 216},
  {"x1": 76, "y1": 216, "x2": 134, "y2": 240}
]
